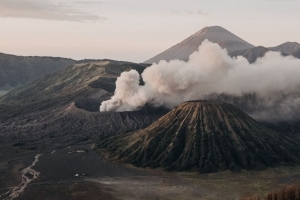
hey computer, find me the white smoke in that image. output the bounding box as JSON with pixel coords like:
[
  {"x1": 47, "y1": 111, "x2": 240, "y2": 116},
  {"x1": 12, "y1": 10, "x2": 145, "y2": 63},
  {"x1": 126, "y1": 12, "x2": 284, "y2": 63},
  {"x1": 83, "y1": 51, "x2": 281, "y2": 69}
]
[{"x1": 100, "y1": 40, "x2": 300, "y2": 119}]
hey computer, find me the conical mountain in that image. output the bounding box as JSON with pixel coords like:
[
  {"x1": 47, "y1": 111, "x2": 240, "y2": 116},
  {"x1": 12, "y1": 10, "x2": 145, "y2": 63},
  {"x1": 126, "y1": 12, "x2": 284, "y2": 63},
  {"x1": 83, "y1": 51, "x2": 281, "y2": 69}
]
[
  {"x1": 144, "y1": 26, "x2": 254, "y2": 63},
  {"x1": 99, "y1": 101, "x2": 300, "y2": 173}
]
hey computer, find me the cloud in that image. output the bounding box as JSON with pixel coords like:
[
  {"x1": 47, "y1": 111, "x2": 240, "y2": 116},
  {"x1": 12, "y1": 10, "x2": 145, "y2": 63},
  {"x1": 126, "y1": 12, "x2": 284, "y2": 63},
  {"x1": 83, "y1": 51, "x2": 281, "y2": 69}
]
[
  {"x1": 0, "y1": 0, "x2": 106, "y2": 22},
  {"x1": 100, "y1": 40, "x2": 300, "y2": 121},
  {"x1": 72, "y1": 1, "x2": 102, "y2": 5},
  {"x1": 197, "y1": 9, "x2": 209, "y2": 16},
  {"x1": 171, "y1": 9, "x2": 209, "y2": 16}
]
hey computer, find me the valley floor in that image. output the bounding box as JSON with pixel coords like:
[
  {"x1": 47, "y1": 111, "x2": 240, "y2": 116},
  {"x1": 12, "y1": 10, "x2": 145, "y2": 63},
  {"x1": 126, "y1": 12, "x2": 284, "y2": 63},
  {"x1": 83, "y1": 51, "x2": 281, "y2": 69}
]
[{"x1": 1, "y1": 144, "x2": 300, "y2": 200}]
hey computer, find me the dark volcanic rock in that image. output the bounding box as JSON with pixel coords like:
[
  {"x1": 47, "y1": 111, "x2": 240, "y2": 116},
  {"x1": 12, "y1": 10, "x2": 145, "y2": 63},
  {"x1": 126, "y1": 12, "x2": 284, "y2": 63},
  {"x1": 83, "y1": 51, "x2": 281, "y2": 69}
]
[
  {"x1": 269, "y1": 42, "x2": 300, "y2": 58},
  {"x1": 0, "y1": 60, "x2": 165, "y2": 146},
  {"x1": 293, "y1": 49, "x2": 300, "y2": 58},
  {"x1": 229, "y1": 46, "x2": 292, "y2": 63},
  {"x1": 229, "y1": 46, "x2": 270, "y2": 63},
  {"x1": 98, "y1": 101, "x2": 300, "y2": 173}
]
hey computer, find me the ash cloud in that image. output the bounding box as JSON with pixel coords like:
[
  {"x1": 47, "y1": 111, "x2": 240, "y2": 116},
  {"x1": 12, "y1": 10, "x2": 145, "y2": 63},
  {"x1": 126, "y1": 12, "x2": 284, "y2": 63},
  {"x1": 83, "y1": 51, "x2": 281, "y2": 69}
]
[{"x1": 100, "y1": 40, "x2": 300, "y2": 120}]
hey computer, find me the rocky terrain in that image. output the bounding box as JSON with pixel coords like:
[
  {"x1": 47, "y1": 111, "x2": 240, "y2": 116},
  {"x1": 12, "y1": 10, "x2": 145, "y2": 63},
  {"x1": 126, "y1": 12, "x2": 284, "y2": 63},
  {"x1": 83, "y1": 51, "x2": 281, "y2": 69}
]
[
  {"x1": 98, "y1": 101, "x2": 300, "y2": 173},
  {"x1": 0, "y1": 60, "x2": 167, "y2": 148},
  {"x1": 1, "y1": 58, "x2": 299, "y2": 148},
  {"x1": 229, "y1": 46, "x2": 270, "y2": 63},
  {"x1": 144, "y1": 26, "x2": 255, "y2": 63},
  {"x1": 0, "y1": 26, "x2": 300, "y2": 199},
  {"x1": 0, "y1": 53, "x2": 76, "y2": 92},
  {"x1": 270, "y1": 42, "x2": 300, "y2": 58},
  {"x1": 0, "y1": 59, "x2": 169, "y2": 199}
]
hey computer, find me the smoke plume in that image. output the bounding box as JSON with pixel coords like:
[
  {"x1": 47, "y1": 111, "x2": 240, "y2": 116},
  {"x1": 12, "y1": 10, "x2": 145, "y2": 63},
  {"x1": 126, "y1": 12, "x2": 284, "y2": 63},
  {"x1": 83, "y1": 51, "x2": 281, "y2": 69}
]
[{"x1": 100, "y1": 40, "x2": 300, "y2": 120}]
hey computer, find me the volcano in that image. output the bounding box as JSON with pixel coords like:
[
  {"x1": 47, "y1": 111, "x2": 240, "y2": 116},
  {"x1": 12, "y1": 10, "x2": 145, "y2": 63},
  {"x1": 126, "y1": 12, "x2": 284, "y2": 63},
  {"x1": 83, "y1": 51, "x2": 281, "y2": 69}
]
[
  {"x1": 99, "y1": 101, "x2": 300, "y2": 173},
  {"x1": 144, "y1": 26, "x2": 254, "y2": 64}
]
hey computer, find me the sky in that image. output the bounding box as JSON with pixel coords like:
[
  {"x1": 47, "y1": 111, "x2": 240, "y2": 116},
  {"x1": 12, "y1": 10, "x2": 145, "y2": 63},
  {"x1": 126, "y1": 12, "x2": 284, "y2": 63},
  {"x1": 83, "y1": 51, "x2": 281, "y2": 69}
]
[{"x1": 0, "y1": 0, "x2": 299, "y2": 63}]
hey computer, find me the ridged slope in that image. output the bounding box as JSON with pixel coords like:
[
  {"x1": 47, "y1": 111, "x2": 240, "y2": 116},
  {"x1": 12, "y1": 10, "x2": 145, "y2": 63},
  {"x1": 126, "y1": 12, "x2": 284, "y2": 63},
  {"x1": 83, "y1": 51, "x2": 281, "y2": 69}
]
[
  {"x1": 229, "y1": 46, "x2": 270, "y2": 63},
  {"x1": 144, "y1": 26, "x2": 254, "y2": 63},
  {"x1": 99, "y1": 101, "x2": 300, "y2": 173},
  {"x1": 270, "y1": 42, "x2": 300, "y2": 55},
  {"x1": 0, "y1": 60, "x2": 166, "y2": 146}
]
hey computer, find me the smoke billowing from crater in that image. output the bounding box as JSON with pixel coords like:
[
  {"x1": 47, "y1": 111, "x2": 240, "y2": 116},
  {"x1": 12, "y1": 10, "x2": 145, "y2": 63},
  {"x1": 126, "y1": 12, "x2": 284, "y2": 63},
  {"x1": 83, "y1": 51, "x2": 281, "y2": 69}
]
[{"x1": 100, "y1": 40, "x2": 300, "y2": 119}]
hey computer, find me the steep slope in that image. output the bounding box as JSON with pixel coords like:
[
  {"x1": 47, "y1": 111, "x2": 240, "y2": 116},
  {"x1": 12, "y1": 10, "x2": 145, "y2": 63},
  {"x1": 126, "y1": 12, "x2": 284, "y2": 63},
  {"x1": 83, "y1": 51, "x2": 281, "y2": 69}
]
[
  {"x1": 229, "y1": 46, "x2": 270, "y2": 63},
  {"x1": 0, "y1": 60, "x2": 167, "y2": 147},
  {"x1": 98, "y1": 101, "x2": 300, "y2": 173},
  {"x1": 269, "y1": 42, "x2": 300, "y2": 58},
  {"x1": 208, "y1": 93, "x2": 300, "y2": 138},
  {"x1": 0, "y1": 53, "x2": 76, "y2": 91},
  {"x1": 144, "y1": 26, "x2": 254, "y2": 63},
  {"x1": 294, "y1": 49, "x2": 300, "y2": 58}
]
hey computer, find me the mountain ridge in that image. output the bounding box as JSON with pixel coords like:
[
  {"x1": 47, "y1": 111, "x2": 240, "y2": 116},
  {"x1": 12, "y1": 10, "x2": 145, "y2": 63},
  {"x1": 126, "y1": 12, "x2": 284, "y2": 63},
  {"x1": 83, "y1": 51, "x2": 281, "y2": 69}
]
[
  {"x1": 0, "y1": 52, "x2": 76, "y2": 92},
  {"x1": 229, "y1": 46, "x2": 270, "y2": 63},
  {"x1": 269, "y1": 42, "x2": 300, "y2": 58}
]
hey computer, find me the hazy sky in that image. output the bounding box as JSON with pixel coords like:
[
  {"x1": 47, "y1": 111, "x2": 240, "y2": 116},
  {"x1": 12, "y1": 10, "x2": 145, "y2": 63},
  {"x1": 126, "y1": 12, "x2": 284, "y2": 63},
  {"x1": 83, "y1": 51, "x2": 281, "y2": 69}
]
[{"x1": 0, "y1": 0, "x2": 299, "y2": 62}]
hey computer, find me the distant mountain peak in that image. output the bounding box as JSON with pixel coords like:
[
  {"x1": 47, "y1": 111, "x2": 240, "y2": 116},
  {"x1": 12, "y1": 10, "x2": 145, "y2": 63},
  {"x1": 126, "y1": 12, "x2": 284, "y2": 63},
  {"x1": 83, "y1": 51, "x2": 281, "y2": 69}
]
[
  {"x1": 282, "y1": 41, "x2": 300, "y2": 45},
  {"x1": 194, "y1": 26, "x2": 227, "y2": 33},
  {"x1": 229, "y1": 46, "x2": 270, "y2": 63},
  {"x1": 270, "y1": 41, "x2": 300, "y2": 56},
  {"x1": 190, "y1": 26, "x2": 249, "y2": 42},
  {"x1": 201, "y1": 25, "x2": 229, "y2": 31},
  {"x1": 144, "y1": 26, "x2": 254, "y2": 64},
  {"x1": 256, "y1": 46, "x2": 268, "y2": 49}
]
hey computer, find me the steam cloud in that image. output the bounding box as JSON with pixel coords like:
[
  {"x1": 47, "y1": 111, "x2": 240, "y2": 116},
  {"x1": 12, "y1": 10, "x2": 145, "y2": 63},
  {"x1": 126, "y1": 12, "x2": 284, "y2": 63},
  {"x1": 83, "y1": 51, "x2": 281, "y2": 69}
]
[{"x1": 100, "y1": 40, "x2": 300, "y2": 120}]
